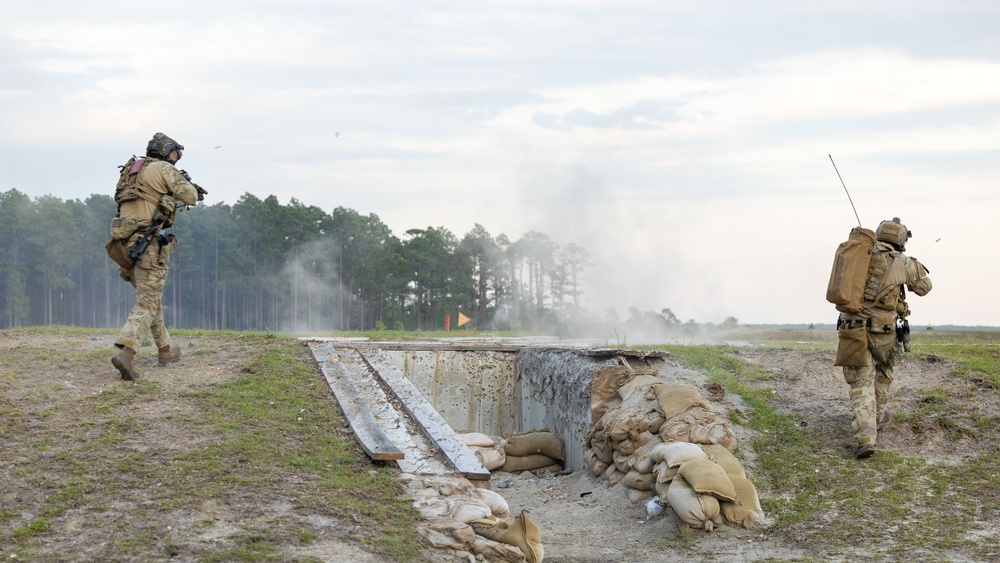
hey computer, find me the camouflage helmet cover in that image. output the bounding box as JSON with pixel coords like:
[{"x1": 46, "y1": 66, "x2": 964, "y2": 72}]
[
  {"x1": 876, "y1": 217, "x2": 911, "y2": 250},
  {"x1": 146, "y1": 132, "x2": 184, "y2": 159}
]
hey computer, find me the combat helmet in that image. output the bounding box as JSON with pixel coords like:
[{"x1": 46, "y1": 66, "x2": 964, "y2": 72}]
[
  {"x1": 876, "y1": 217, "x2": 911, "y2": 251},
  {"x1": 146, "y1": 132, "x2": 184, "y2": 160}
]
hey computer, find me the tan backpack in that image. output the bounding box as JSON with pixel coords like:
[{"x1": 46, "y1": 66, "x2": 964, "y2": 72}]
[{"x1": 826, "y1": 227, "x2": 876, "y2": 315}]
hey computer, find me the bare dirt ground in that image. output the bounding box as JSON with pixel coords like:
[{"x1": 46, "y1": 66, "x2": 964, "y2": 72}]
[
  {"x1": 0, "y1": 331, "x2": 395, "y2": 562},
  {"x1": 2, "y1": 330, "x2": 997, "y2": 562}
]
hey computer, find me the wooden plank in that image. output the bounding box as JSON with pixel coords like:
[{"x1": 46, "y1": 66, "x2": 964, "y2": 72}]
[
  {"x1": 359, "y1": 347, "x2": 491, "y2": 481},
  {"x1": 309, "y1": 342, "x2": 404, "y2": 461},
  {"x1": 369, "y1": 342, "x2": 523, "y2": 353}
]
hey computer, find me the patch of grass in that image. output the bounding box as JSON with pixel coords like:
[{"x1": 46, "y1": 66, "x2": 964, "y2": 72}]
[
  {"x1": 913, "y1": 344, "x2": 1000, "y2": 389},
  {"x1": 0, "y1": 329, "x2": 427, "y2": 561},
  {"x1": 655, "y1": 341, "x2": 1000, "y2": 560},
  {"x1": 181, "y1": 338, "x2": 424, "y2": 558}
]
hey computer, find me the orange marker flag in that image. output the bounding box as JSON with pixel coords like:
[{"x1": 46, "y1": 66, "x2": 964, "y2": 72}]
[{"x1": 457, "y1": 312, "x2": 472, "y2": 327}]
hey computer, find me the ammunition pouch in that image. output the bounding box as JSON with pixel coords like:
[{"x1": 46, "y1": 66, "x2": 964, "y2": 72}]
[
  {"x1": 158, "y1": 195, "x2": 176, "y2": 228},
  {"x1": 867, "y1": 310, "x2": 896, "y2": 334},
  {"x1": 110, "y1": 214, "x2": 140, "y2": 241},
  {"x1": 835, "y1": 317, "x2": 869, "y2": 367},
  {"x1": 105, "y1": 238, "x2": 135, "y2": 270}
]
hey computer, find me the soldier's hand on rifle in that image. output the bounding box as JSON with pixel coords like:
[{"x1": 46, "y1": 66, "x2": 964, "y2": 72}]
[{"x1": 179, "y1": 169, "x2": 208, "y2": 201}]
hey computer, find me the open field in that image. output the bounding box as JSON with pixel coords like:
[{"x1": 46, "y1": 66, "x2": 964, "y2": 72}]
[{"x1": 1, "y1": 327, "x2": 998, "y2": 561}]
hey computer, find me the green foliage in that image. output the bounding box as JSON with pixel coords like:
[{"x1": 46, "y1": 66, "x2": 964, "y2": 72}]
[{"x1": 0, "y1": 189, "x2": 593, "y2": 334}]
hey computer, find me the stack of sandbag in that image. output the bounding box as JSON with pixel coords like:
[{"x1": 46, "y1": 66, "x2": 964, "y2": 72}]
[
  {"x1": 500, "y1": 429, "x2": 565, "y2": 473},
  {"x1": 406, "y1": 474, "x2": 532, "y2": 560},
  {"x1": 653, "y1": 382, "x2": 736, "y2": 449},
  {"x1": 643, "y1": 441, "x2": 764, "y2": 531},
  {"x1": 582, "y1": 368, "x2": 765, "y2": 531},
  {"x1": 405, "y1": 474, "x2": 547, "y2": 561},
  {"x1": 458, "y1": 431, "x2": 508, "y2": 471},
  {"x1": 584, "y1": 370, "x2": 666, "y2": 498}
]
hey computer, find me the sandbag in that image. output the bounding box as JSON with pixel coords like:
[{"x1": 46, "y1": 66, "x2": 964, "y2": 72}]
[
  {"x1": 654, "y1": 462, "x2": 679, "y2": 484},
  {"x1": 647, "y1": 414, "x2": 667, "y2": 435},
  {"x1": 700, "y1": 444, "x2": 746, "y2": 478},
  {"x1": 472, "y1": 535, "x2": 527, "y2": 563},
  {"x1": 591, "y1": 440, "x2": 614, "y2": 464},
  {"x1": 625, "y1": 486, "x2": 656, "y2": 504},
  {"x1": 665, "y1": 475, "x2": 723, "y2": 533},
  {"x1": 623, "y1": 469, "x2": 655, "y2": 491},
  {"x1": 472, "y1": 487, "x2": 511, "y2": 519},
  {"x1": 652, "y1": 382, "x2": 711, "y2": 420},
  {"x1": 416, "y1": 518, "x2": 477, "y2": 551},
  {"x1": 618, "y1": 372, "x2": 661, "y2": 400},
  {"x1": 505, "y1": 430, "x2": 565, "y2": 460},
  {"x1": 659, "y1": 406, "x2": 737, "y2": 449},
  {"x1": 471, "y1": 510, "x2": 544, "y2": 563},
  {"x1": 605, "y1": 464, "x2": 625, "y2": 486},
  {"x1": 604, "y1": 388, "x2": 661, "y2": 443},
  {"x1": 635, "y1": 430, "x2": 658, "y2": 448},
  {"x1": 612, "y1": 448, "x2": 631, "y2": 473},
  {"x1": 584, "y1": 448, "x2": 609, "y2": 476},
  {"x1": 720, "y1": 475, "x2": 765, "y2": 528},
  {"x1": 676, "y1": 458, "x2": 738, "y2": 502},
  {"x1": 650, "y1": 441, "x2": 709, "y2": 468},
  {"x1": 630, "y1": 437, "x2": 664, "y2": 474},
  {"x1": 471, "y1": 444, "x2": 507, "y2": 471},
  {"x1": 448, "y1": 499, "x2": 493, "y2": 523},
  {"x1": 591, "y1": 365, "x2": 628, "y2": 420},
  {"x1": 611, "y1": 437, "x2": 636, "y2": 456},
  {"x1": 413, "y1": 497, "x2": 449, "y2": 520},
  {"x1": 458, "y1": 432, "x2": 496, "y2": 447},
  {"x1": 501, "y1": 454, "x2": 557, "y2": 473}
]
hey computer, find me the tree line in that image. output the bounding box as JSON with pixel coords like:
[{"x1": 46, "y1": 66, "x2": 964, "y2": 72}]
[{"x1": 0, "y1": 189, "x2": 593, "y2": 333}]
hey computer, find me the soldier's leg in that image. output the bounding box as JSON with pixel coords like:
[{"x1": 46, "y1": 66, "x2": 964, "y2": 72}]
[
  {"x1": 843, "y1": 347, "x2": 877, "y2": 456},
  {"x1": 149, "y1": 239, "x2": 175, "y2": 350},
  {"x1": 150, "y1": 298, "x2": 170, "y2": 350},
  {"x1": 872, "y1": 334, "x2": 902, "y2": 424},
  {"x1": 115, "y1": 250, "x2": 168, "y2": 352}
]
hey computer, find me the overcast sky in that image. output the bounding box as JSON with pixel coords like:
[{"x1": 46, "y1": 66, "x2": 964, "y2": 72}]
[{"x1": 3, "y1": 1, "x2": 999, "y2": 328}]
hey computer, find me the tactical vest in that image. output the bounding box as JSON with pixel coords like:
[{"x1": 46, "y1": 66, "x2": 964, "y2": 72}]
[
  {"x1": 114, "y1": 157, "x2": 177, "y2": 227},
  {"x1": 862, "y1": 249, "x2": 905, "y2": 313}
]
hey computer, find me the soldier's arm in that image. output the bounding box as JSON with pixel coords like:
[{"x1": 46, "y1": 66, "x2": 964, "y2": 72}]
[
  {"x1": 905, "y1": 256, "x2": 932, "y2": 296},
  {"x1": 163, "y1": 165, "x2": 199, "y2": 207}
]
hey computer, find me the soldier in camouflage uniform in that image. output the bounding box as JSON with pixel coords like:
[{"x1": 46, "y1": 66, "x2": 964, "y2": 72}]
[
  {"x1": 838, "y1": 218, "x2": 932, "y2": 458},
  {"x1": 111, "y1": 133, "x2": 201, "y2": 381}
]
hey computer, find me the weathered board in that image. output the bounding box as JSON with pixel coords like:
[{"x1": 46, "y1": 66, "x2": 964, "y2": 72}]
[
  {"x1": 309, "y1": 342, "x2": 404, "y2": 461},
  {"x1": 359, "y1": 347, "x2": 491, "y2": 481}
]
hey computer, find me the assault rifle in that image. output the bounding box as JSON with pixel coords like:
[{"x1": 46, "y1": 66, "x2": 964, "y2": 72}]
[
  {"x1": 178, "y1": 169, "x2": 208, "y2": 201},
  {"x1": 128, "y1": 215, "x2": 165, "y2": 262}
]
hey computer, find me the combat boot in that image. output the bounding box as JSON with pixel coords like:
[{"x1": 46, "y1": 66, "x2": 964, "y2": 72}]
[
  {"x1": 855, "y1": 438, "x2": 876, "y2": 459},
  {"x1": 158, "y1": 345, "x2": 182, "y2": 365},
  {"x1": 112, "y1": 346, "x2": 139, "y2": 381}
]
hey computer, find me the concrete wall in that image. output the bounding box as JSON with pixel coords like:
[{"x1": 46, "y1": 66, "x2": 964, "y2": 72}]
[
  {"x1": 383, "y1": 349, "x2": 522, "y2": 438},
  {"x1": 382, "y1": 346, "x2": 629, "y2": 471}
]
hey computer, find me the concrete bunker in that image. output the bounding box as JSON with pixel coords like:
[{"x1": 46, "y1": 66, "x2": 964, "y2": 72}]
[
  {"x1": 309, "y1": 338, "x2": 765, "y2": 560},
  {"x1": 377, "y1": 342, "x2": 671, "y2": 472}
]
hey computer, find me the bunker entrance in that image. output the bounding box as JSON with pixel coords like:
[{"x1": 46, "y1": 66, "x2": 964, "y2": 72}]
[{"x1": 377, "y1": 342, "x2": 670, "y2": 472}]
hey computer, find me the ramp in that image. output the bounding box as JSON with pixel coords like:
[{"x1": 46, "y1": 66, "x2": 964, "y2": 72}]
[{"x1": 308, "y1": 341, "x2": 489, "y2": 480}]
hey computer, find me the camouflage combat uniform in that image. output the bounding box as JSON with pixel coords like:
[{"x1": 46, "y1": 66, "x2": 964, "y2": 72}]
[
  {"x1": 114, "y1": 158, "x2": 198, "y2": 352},
  {"x1": 839, "y1": 240, "x2": 932, "y2": 452}
]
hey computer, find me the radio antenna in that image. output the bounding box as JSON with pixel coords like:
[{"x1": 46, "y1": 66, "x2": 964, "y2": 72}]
[{"x1": 829, "y1": 154, "x2": 861, "y2": 227}]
